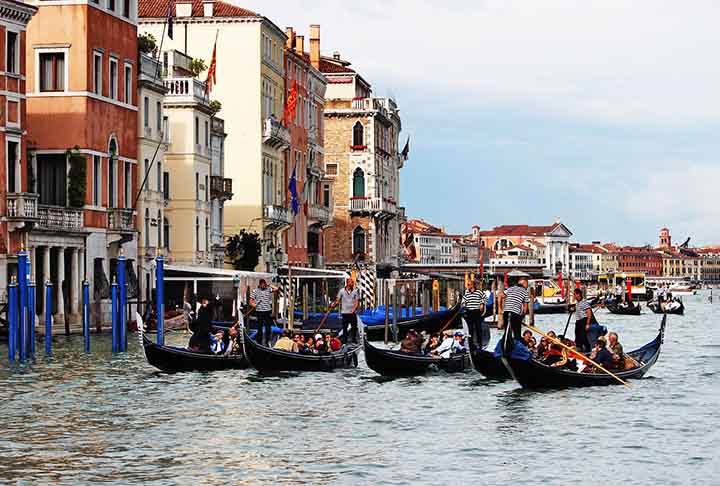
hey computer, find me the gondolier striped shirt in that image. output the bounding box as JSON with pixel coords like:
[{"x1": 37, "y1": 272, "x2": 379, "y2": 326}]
[
  {"x1": 575, "y1": 299, "x2": 592, "y2": 321},
  {"x1": 251, "y1": 287, "x2": 273, "y2": 312},
  {"x1": 462, "y1": 289, "x2": 486, "y2": 310},
  {"x1": 503, "y1": 285, "x2": 530, "y2": 315}
]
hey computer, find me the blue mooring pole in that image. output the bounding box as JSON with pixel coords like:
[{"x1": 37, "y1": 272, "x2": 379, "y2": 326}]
[
  {"x1": 118, "y1": 255, "x2": 127, "y2": 352},
  {"x1": 111, "y1": 279, "x2": 118, "y2": 353},
  {"x1": 17, "y1": 250, "x2": 28, "y2": 361},
  {"x1": 8, "y1": 279, "x2": 17, "y2": 361},
  {"x1": 83, "y1": 280, "x2": 90, "y2": 353},
  {"x1": 45, "y1": 281, "x2": 53, "y2": 356},
  {"x1": 27, "y1": 279, "x2": 36, "y2": 357},
  {"x1": 156, "y1": 255, "x2": 164, "y2": 345}
]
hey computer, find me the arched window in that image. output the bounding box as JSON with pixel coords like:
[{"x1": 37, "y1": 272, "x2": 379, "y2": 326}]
[
  {"x1": 108, "y1": 137, "x2": 118, "y2": 208},
  {"x1": 352, "y1": 121, "x2": 364, "y2": 147},
  {"x1": 352, "y1": 168, "x2": 365, "y2": 198},
  {"x1": 156, "y1": 210, "x2": 162, "y2": 248},
  {"x1": 195, "y1": 217, "x2": 200, "y2": 251},
  {"x1": 353, "y1": 226, "x2": 366, "y2": 255},
  {"x1": 144, "y1": 208, "x2": 150, "y2": 247},
  {"x1": 163, "y1": 218, "x2": 170, "y2": 249}
]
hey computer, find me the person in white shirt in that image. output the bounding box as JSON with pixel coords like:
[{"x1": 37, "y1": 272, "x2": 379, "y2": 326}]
[{"x1": 432, "y1": 331, "x2": 465, "y2": 359}]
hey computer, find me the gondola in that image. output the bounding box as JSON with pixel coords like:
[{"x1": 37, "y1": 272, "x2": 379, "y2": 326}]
[
  {"x1": 363, "y1": 337, "x2": 471, "y2": 376},
  {"x1": 137, "y1": 313, "x2": 249, "y2": 373},
  {"x1": 242, "y1": 323, "x2": 362, "y2": 373},
  {"x1": 606, "y1": 302, "x2": 641, "y2": 316},
  {"x1": 364, "y1": 303, "x2": 461, "y2": 341},
  {"x1": 648, "y1": 300, "x2": 684, "y2": 316},
  {"x1": 463, "y1": 317, "x2": 511, "y2": 380},
  {"x1": 502, "y1": 316, "x2": 665, "y2": 389},
  {"x1": 533, "y1": 301, "x2": 569, "y2": 315}
]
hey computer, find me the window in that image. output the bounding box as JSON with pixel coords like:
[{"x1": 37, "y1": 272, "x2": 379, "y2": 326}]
[
  {"x1": 124, "y1": 161, "x2": 131, "y2": 208},
  {"x1": 194, "y1": 117, "x2": 199, "y2": 145},
  {"x1": 204, "y1": 120, "x2": 209, "y2": 146},
  {"x1": 353, "y1": 227, "x2": 366, "y2": 255},
  {"x1": 205, "y1": 218, "x2": 209, "y2": 251},
  {"x1": 352, "y1": 168, "x2": 365, "y2": 198},
  {"x1": 195, "y1": 217, "x2": 200, "y2": 250},
  {"x1": 352, "y1": 121, "x2": 364, "y2": 147},
  {"x1": 93, "y1": 52, "x2": 102, "y2": 95},
  {"x1": 157, "y1": 210, "x2": 162, "y2": 248},
  {"x1": 163, "y1": 218, "x2": 170, "y2": 249},
  {"x1": 6, "y1": 141, "x2": 19, "y2": 192},
  {"x1": 157, "y1": 160, "x2": 162, "y2": 192},
  {"x1": 6, "y1": 31, "x2": 18, "y2": 74},
  {"x1": 109, "y1": 58, "x2": 118, "y2": 100},
  {"x1": 107, "y1": 0, "x2": 115, "y2": 12},
  {"x1": 205, "y1": 174, "x2": 209, "y2": 201},
  {"x1": 322, "y1": 183, "x2": 331, "y2": 207},
  {"x1": 39, "y1": 52, "x2": 65, "y2": 92},
  {"x1": 325, "y1": 163, "x2": 338, "y2": 176},
  {"x1": 156, "y1": 101, "x2": 162, "y2": 132},
  {"x1": 162, "y1": 171, "x2": 169, "y2": 200},
  {"x1": 93, "y1": 155, "x2": 102, "y2": 205},
  {"x1": 143, "y1": 97, "x2": 150, "y2": 128},
  {"x1": 124, "y1": 64, "x2": 132, "y2": 103},
  {"x1": 108, "y1": 139, "x2": 118, "y2": 207},
  {"x1": 195, "y1": 172, "x2": 199, "y2": 200},
  {"x1": 122, "y1": 0, "x2": 130, "y2": 18},
  {"x1": 144, "y1": 209, "x2": 150, "y2": 247}
]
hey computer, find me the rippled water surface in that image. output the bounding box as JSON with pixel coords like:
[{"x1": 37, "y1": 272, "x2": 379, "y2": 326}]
[{"x1": 1, "y1": 293, "x2": 719, "y2": 485}]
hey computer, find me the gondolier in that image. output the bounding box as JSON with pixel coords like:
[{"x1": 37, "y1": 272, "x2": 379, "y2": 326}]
[
  {"x1": 573, "y1": 288, "x2": 593, "y2": 353},
  {"x1": 331, "y1": 279, "x2": 360, "y2": 344},
  {"x1": 462, "y1": 279, "x2": 487, "y2": 348},
  {"x1": 500, "y1": 271, "x2": 530, "y2": 343},
  {"x1": 250, "y1": 279, "x2": 278, "y2": 346}
]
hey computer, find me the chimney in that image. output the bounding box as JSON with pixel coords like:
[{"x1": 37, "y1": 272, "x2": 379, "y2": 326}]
[
  {"x1": 285, "y1": 27, "x2": 295, "y2": 49},
  {"x1": 176, "y1": 1, "x2": 192, "y2": 17},
  {"x1": 295, "y1": 35, "x2": 304, "y2": 56},
  {"x1": 333, "y1": 51, "x2": 341, "y2": 60},
  {"x1": 309, "y1": 24, "x2": 320, "y2": 70},
  {"x1": 203, "y1": 1, "x2": 214, "y2": 17}
]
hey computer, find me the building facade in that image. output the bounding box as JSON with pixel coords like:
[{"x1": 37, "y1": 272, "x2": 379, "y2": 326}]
[
  {"x1": 0, "y1": 0, "x2": 37, "y2": 304},
  {"x1": 139, "y1": 0, "x2": 290, "y2": 272},
  {"x1": 322, "y1": 53, "x2": 405, "y2": 276},
  {"x1": 209, "y1": 116, "x2": 231, "y2": 268},
  {"x1": 26, "y1": 0, "x2": 139, "y2": 330}
]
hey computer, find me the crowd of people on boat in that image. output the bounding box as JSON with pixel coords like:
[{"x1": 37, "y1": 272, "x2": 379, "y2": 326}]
[
  {"x1": 272, "y1": 330, "x2": 346, "y2": 355},
  {"x1": 399, "y1": 329, "x2": 467, "y2": 358}
]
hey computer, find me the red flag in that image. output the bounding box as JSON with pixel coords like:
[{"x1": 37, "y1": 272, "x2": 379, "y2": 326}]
[
  {"x1": 626, "y1": 278, "x2": 633, "y2": 304},
  {"x1": 205, "y1": 38, "x2": 217, "y2": 95},
  {"x1": 283, "y1": 80, "x2": 298, "y2": 125}
]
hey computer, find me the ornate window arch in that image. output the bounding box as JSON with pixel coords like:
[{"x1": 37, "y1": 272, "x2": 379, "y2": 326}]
[
  {"x1": 352, "y1": 168, "x2": 365, "y2": 198},
  {"x1": 352, "y1": 121, "x2": 364, "y2": 147},
  {"x1": 353, "y1": 226, "x2": 366, "y2": 255}
]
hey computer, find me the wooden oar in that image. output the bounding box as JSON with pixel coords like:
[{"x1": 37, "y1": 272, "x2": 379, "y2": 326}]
[
  {"x1": 313, "y1": 309, "x2": 334, "y2": 334},
  {"x1": 561, "y1": 309, "x2": 573, "y2": 338},
  {"x1": 438, "y1": 307, "x2": 463, "y2": 335},
  {"x1": 523, "y1": 323, "x2": 631, "y2": 388}
]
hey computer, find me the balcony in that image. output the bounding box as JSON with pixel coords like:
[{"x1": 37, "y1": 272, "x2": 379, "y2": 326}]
[
  {"x1": 36, "y1": 205, "x2": 83, "y2": 232},
  {"x1": 6, "y1": 193, "x2": 38, "y2": 220},
  {"x1": 308, "y1": 203, "x2": 331, "y2": 226},
  {"x1": 210, "y1": 176, "x2": 232, "y2": 200},
  {"x1": 349, "y1": 197, "x2": 397, "y2": 218},
  {"x1": 107, "y1": 208, "x2": 135, "y2": 232},
  {"x1": 263, "y1": 117, "x2": 290, "y2": 150},
  {"x1": 263, "y1": 204, "x2": 292, "y2": 229},
  {"x1": 164, "y1": 77, "x2": 209, "y2": 106},
  {"x1": 309, "y1": 253, "x2": 324, "y2": 269},
  {"x1": 139, "y1": 53, "x2": 162, "y2": 82}
]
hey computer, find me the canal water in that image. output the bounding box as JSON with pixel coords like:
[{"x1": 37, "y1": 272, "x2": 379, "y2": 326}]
[{"x1": 1, "y1": 293, "x2": 718, "y2": 485}]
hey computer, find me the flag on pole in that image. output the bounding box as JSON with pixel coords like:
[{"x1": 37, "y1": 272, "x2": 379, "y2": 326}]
[
  {"x1": 288, "y1": 165, "x2": 299, "y2": 216},
  {"x1": 206, "y1": 34, "x2": 218, "y2": 95},
  {"x1": 283, "y1": 80, "x2": 298, "y2": 125},
  {"x1": 166, "y1": 1, "x2": 174, "y2": 40}
]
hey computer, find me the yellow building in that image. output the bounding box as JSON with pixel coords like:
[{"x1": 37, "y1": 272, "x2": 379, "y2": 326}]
[{"x1": 139, "y1": 1, "x2": 290, "y2": 271}]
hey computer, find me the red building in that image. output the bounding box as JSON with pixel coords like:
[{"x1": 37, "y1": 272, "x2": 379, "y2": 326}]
[{"x1": 615, "y1": 246, "x2": 662, "y2": 277}]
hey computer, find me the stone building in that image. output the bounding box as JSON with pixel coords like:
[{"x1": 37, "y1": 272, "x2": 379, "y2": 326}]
[{"x1": 321, "y1": 53, "x2": 406, "y2": 276}]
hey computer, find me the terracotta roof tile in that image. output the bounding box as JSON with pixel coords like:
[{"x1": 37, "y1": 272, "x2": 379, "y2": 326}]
[
  {"x1": 477, "y1": 224, "x2": 557, "y2": 237},
  {"x1": 138, "y1": 0, "x2": 258, "y2": 19},
  {"x1": 319, "y1": 58, "x2": 355, "y2": 74}
]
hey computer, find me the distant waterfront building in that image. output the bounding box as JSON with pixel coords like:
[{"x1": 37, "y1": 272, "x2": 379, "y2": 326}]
[
  {"x1": 568, "y1": 244, "x2": 603, "y2": 281},
  {"x1": 26, "y1": 0, "x2": 139, "y2": 330},
  {"x1": 0, "y1": 0, "x2": 36, "y2": 307},
  {"x1": 321, "y1": 52, "x2": 406, "y2": 276},
  {"x1": 139, "y1": 0, "x2": 290, "y2": 272},
  {"x1": 401, "y1": 219, "x2": 452, "y2": 265}
]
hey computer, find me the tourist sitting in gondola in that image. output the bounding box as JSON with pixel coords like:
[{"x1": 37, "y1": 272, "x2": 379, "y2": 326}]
[
  {"x1": 522, "y1": 330, "x2": 533, "y2": 347},
  {"x1": 314, "y1": 334, "x2": 328, "y2": 354},
  {"x1": 274, "y1": 330, "x2": 295, "y2": 351},
  {"x1": 225, "y1": 326, "x2": 242, "y2": 356},
  {"x1": 400, "y1": 329, "x2": 422, "y2": 354},
  {"x1": 209, "y1": 329, "x2": 227, "y2": 355},
  {"x1": 422, "y1": 333, "x2": 440, "y2": 355},
  {"x1": 188, "y1": 297, "x2": 213, "y2": 353},
  {"x1": 587, "y1": 336, "x2": 614, "y2": 371},
  {"x1": 607, "y1": 332, "x2": 625, "y2": 369}
]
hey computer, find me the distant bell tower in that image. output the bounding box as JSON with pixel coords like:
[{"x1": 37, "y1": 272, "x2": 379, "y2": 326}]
[{"x1": 659, "y1": 228, "x2": 671, "y2": 249}]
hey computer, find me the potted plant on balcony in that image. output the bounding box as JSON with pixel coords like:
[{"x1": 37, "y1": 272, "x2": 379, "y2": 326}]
[
  {"x1": 189, "y1": 58, "x2": 207, "y2": 78},
  {"x1": 209, "y1": 100, "x2": 222, "y2": 116},
  {"x1": 67, "y1": 146, "x2": 86, "y2": 208},
  {"x1": 138, "y1": 33, "x2": 157, "y2": 55},
  {"x1": 226, "y1": 230, "x2": 261, "y2": 271}
]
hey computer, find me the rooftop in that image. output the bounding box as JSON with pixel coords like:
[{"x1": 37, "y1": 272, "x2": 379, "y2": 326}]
[{"x1": 138, "y1": 0, "x2": 258, "y2": 18}]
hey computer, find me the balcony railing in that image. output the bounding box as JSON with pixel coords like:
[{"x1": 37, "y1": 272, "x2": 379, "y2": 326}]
[
  {"x1": 308, "y1": 204, "x2": 331, "y2": 225},
  {"x1": 164, "y1": 77, "x2": 209, "y2": 106},
  {"x1": 349, "y1": 197, "x2": 397, "y2": 215},
  {"x1": 263, "y1": 204, "x2": 292, "y2": 229},
  {"x1": 37, "y1": 205, "x2": 83, "y2": 231},
  {"x1": 107, "y1": 208, "x2": 135, "y2": 232},
  {"x1": 263, "y1": 117, "x2": 290, "y2": 150},
  {"x1": 6, "y1": 193, "x2": 38, "y2": 220},
  {"x1": 210, "y1": 175, "x2": 232, "y2": 200},
  {"x1": 139, "y1": 53, "x2": 162, "y2": 81},
  {"x1": 309, "y1": 253, "x2": 324, "y2": 269}
]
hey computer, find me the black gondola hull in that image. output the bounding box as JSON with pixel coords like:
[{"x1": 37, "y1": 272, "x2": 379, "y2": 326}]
[
  {"x1": 243, "y1": 329, "x2": 361, "y2": 373},
  {"x1": 142, "y1": 335, "x2": 249, "y2": 373},
  {"x1": 471, "y1": 348, "x2": 512, "y2": 380},
  {"x1": 648, "y1": 302, "x2": 684, "y2": 315},
  {"x1": 363, "y1": 338, "x2": 471, "y2": 376},
  {"x1": 363, "y1": 304, "x2": 461, "y2": 341},
  {"x1": 504, "y1": 316, "x2": 665, "y2": 389},
  {"x1": 606, "y1": 303, "x2": 642, "y2": 315}
]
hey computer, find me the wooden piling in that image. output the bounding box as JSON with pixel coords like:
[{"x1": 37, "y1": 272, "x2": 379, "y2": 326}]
[{"x1": 384, "y1": 285, "x2": 390, "y2": 344}]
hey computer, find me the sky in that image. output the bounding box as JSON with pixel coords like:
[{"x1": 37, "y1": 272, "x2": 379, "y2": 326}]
[{"x1": 240, "y1": 0, "x2": 720, "y2": 246}]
